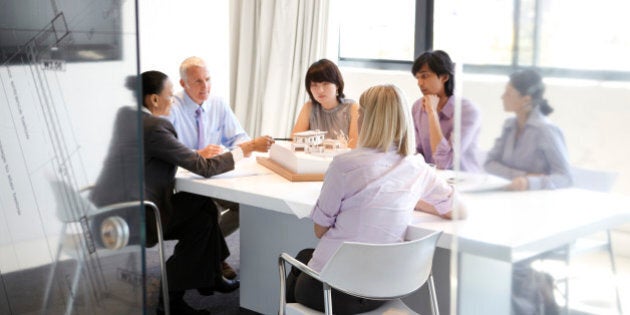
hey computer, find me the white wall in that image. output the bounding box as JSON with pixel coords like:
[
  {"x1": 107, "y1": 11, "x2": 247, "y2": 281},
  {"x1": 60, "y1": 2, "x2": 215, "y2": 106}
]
[
  {"x1": 0, "y1": 0, "x2": 140, "y2": 270},
  {"x1": 138, "y1": 0, "x2": 230, "y2": 101},
  {"x1": 0, "y1": 0, "x2": 233, "y2": 273}
]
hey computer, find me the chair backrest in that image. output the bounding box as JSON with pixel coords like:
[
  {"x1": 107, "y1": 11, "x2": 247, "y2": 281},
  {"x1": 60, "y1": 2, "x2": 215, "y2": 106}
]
[
  {"x1": 318, "y1": 231, "x2": 442, "y2": 299},
  {"x1": 570, "y1": 166, "x2": 618, "y2": 192},
  {"x1": 475, "y1": 148, "x2": 489, "y2": 167},
  {"x1": 50, "y1": 180, "x2": 98, "y2": 222}
]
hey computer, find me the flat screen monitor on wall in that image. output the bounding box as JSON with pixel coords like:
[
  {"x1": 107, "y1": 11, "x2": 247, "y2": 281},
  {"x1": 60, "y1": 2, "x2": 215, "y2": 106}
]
[{"x1": 0, "y1": 0, "x2": 122, "y2": 65}]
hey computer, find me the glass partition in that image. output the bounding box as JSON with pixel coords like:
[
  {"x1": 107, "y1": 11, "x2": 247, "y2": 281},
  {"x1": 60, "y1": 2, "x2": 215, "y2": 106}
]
[
  {"x1": 333, "y1": 0, "x2": 630, "y2": 314},
  {"x1": 435, "y1": 1, "x2": 630, "y2": 314},
  {"x1": 0, "y1": 0, "x2": 146, "y2": 314}
]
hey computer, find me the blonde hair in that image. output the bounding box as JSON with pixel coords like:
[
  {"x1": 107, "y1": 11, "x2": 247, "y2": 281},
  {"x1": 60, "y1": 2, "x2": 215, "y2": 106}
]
[
  {"x1": 358, "y1": 84, "x2": 415, "y2": 156},
  {"x1": 179, "y1": 56, "x2": 207, "y2": 82}
]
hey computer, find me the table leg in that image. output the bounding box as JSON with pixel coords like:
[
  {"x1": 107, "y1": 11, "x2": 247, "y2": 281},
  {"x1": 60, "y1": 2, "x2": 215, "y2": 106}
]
[
  {"x1": 458, "y1": 252, "x2": 512, "y2": 314},
  {"x1": 239, "y1": 204, "x2": 318, "y2": 314}
]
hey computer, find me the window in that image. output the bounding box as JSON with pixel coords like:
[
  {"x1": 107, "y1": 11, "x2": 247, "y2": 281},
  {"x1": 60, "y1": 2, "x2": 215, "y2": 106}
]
[
  {"x1": 338, "y1": 0, "x2": 630, "y2": 80},
  {"x1": 337, "y1": 0, "x2": 432, "y2": 70},
  {"x1": 536, "y1": 0, "x2": 630, "y2": 72},
  {"x1": 338, "y1": 0, "x2": 416, "y2": 61},
  {"x1": 433, "y1": 0, "x2": 514, "y2": 66}
]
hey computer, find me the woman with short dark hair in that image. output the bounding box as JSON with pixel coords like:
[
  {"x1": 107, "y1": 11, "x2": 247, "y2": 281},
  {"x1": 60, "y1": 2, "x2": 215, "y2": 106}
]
[{"x1": 292, "y1": 59, "x2": 360, "y2": 148}]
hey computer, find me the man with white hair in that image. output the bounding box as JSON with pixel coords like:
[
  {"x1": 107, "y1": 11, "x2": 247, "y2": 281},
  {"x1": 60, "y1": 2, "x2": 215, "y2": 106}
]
[
  {"x1": 170, "y1": 56, "x2": 249, "y2": 152},
  {"x1": 168, "y1": 56, "x2": 247, "y2": 280}
]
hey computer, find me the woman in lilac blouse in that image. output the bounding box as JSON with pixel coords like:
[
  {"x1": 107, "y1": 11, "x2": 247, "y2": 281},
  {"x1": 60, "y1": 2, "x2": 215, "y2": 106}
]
[
  {"x1": 484, "y1": 69, "x2": 572, "y2": 190},
  {"x1": 411, "y1": 50, "x2": 482, "y2": 172},
  {"x1": 284, "y1": 84, "x2": 462, "y2": 314}
]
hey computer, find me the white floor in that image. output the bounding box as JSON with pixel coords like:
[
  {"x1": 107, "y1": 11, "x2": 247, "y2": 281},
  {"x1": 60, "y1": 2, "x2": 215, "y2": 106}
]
[
  {"x1": 3, "y1": 232, "x2": 629, "y2": 314},
  {"x1": 534, "y1": 249, "x2": 630, "y2": 315},
  {"x1": 571, "y1": 252, "x2": 629, "y2": 315}
]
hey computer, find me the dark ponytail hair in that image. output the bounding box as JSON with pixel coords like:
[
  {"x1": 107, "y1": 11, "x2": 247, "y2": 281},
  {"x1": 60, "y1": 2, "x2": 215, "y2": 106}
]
[
  {"x1": 537, "y1": 99, "x2": 553, "y2": 116},
  {"x1": 509, "y1": 69, "x2": 553, "y2": 116},
  {"x1": 125, "y1": 70, "x2": 169, "y2": 108}
]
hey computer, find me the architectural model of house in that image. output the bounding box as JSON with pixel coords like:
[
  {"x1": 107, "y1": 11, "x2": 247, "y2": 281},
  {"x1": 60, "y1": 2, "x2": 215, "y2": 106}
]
[
  {"x1": 269, "y1": 130, "x2": 350, "y2": 174},
  {"x1": 291, "y1": 129, "x2": 349, "y2": 154},
  {"x1": 291, "y1": 130, "x2": 327, "y2": 153}
]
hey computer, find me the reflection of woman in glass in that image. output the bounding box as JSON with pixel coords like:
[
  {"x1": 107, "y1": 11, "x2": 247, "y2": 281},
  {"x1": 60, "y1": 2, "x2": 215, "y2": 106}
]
[
  {"x1": 285, "y1": 85, "x2": 461, "y2": 314},
  {"x1": 484, "y1": 69, "x2": 572, "y2": 190},
  {"x1": 292, "y1": 59, "x2": 360, "y2": 148},
  {"x1": 411, "y1": 50, "x2": 482, "y2": 172}
]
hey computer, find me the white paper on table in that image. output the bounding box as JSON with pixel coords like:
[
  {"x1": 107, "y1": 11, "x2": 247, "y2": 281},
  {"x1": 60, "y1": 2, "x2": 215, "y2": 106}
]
[
  {"x1": 211, "y1": 168, "x2": 272, "y2": 179},
  {"x1": 176, "y1": 167, "x2": 271, "y2": 180},
  {"x1": 176, "y1": 168, "x2": 200, "y2": 179},
  {"x1": 437, "y1": 170, "x2": 509, "y2": 193}
]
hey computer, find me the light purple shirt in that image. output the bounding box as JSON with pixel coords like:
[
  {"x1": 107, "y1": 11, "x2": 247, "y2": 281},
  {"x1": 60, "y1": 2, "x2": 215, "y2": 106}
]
[
  {"x1": 484, "y1": 107, "x2": 572, "y2": 190},
  {"x1": 412, "y1": 96, "x2": 481, "y2": 172},
  {"x1": 308, "y1": 147, "x2": 454, "y2": 272}
]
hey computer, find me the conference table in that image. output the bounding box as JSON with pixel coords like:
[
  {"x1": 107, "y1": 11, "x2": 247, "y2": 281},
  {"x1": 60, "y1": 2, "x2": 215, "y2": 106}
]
[{"x1": 175, "y1": 156, "x2": 630, "y2": 315}]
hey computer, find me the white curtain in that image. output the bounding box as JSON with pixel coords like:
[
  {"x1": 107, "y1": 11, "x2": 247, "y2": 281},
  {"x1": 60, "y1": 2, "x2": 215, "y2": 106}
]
[{"x1": 230, "y1": 0, "x2": 330, "y2": 138}]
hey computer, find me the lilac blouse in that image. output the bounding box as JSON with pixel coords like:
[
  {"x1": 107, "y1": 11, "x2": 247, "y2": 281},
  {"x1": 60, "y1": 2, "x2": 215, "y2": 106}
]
[
  {"x1": 308, "y1": 147, "x2": 454, "y2": 272},
  {"x1": 484, "y1": 107, "x2": 572, "y2": 190}
]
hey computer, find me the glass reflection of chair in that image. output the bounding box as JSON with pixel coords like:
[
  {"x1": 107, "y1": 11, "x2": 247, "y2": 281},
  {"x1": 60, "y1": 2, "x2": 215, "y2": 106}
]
[
  {"x1": 545, "y1": 167, "x2": 621, "y2": 315},
  {"x1": 278, "y1": 231, "x2": 442, "y2": 315},
  {"x1": 44, "y1": 180, "x2": 170, "y2": 315}
]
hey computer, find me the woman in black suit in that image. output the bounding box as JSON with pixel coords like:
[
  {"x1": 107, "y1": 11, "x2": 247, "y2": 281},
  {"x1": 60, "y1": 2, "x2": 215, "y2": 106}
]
[{"x1": 90, "y1": 71, "x2": 273, "y2": 315}]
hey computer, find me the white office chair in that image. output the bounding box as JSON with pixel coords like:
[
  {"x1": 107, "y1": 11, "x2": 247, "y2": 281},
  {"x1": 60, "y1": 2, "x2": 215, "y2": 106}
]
[
  {"x1": 278, "y1": 231, "x2": 442, "y2": 315},
  {"x1": 571, "y1": 166, "x2": 617, "y2": 192},
  {"x1": 43, "y1": 180, "x2": 171, "y2": 315},
  {"x1": 550, "y1": 167, "x2": 621, "y2": 314},
  {"x1": 475, "y1": 148, "x2": 488, "y2": 167},
  {"x1": 570, "y1": 167, "x2": 620, "y2": 314}
]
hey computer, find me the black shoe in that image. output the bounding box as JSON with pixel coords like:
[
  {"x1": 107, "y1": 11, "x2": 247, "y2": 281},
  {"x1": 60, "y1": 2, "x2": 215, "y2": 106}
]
[
  {"x1": 197, "y1": 277, "x2": 240, "y2": 296},
  {"x1": 221, "y1": 261, "x2": 238, "y2": 280},
  {"x1": 215, "y1": 276, "x2": 240, "y2": 293},
  {"x1": 156, "y1": 296, "x2": 210, "y2": 315}
]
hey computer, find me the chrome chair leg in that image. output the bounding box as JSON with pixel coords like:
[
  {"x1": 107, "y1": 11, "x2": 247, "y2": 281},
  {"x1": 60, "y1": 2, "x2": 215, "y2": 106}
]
[
  {"x1": 428, "y1": 274, "x2": 440, "y2": 315},
  {"x1": 278, "y1": 257, "x2": 287, "y2": 315},
  {"x1": 323, "y1": 283, "x2": 333, "y2": 315},
  {"x1": 605, "y1": 230, "x2": 622, "y2": 315},
  {"x1": 146, "y1": 201, "x2": 169, "y2": 315}
]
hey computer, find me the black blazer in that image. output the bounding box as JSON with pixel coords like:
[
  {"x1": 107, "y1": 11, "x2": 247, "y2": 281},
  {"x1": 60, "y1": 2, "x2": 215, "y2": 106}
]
[
  {"x1": 90, "y1": 107, "x2": 235, "y2": 244},
  {"x1": 90, "y1": 107, "x2": 142, "y2": 208},
  {"x1": 142, "y1": 109, "x2": 235, "y2": 218}
]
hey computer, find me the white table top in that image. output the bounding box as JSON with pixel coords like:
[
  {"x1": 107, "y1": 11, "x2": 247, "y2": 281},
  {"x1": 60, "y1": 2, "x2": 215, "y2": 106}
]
[
  {"x1": 176, "y1": 155, "x2": 630, "y2": 263},
  {"x1": 177, "y1": 156, "x2": 319, "y2": 218}
]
